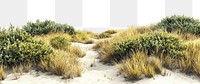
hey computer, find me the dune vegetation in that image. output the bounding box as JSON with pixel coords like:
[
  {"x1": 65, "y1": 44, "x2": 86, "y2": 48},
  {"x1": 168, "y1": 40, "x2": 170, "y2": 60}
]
[
  {"x1": 0, "y1": 20, "x2": 91, "y2": 80},
  {"x1": 1, "y1": 15, "x2": 200, "y2": 83},
  {"x1": 95, "y1": 15, "x2": 200, "y2": 80}
]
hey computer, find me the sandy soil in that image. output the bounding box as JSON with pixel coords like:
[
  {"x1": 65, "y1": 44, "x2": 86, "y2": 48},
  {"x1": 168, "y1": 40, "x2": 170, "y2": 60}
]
[{"x1": 1, "y1": 40, "x2": 200, "y2": 84}]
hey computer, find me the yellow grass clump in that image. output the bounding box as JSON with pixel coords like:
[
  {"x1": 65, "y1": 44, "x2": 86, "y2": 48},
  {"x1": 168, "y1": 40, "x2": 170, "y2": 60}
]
[
  {"x1": 113, "y1": 26, "x2": 153, "y2": 42},
  {"x1": 178, "y1": 40, "x2": 200, "y2": 75},
  {"x1": 39, "y1": 50, "x2": 83, "y2": 79},
  {"x1": 64, "y1": 46, "x2": 86, "y2": 58},
  {"x1": 115, "y1": 52, "x2": 162, "y2": 80},
  {"x1": 72, "y1": 31, "x2": 93, "y2": 44},
  {"x1": 0, "y1": 65, "x2": 5, "y2": 80}
]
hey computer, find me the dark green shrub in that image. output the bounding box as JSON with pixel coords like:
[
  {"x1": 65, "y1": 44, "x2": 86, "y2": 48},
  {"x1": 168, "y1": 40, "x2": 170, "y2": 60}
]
[
  {"x1": 23, "y1": 19, "x2": 75, "y2": 36},
  {"x1": 0, "y1": 26, "x2": 52, "y2": 66},
  {"x1": 50, "y1": 36, "x2": 71, "y2": 49},
  {"x1": 156, "y1": 15, "x2": 200, "y2": 35},
  {"x1": 112, "y1": 32, "x2": 186, "y2": 62}
]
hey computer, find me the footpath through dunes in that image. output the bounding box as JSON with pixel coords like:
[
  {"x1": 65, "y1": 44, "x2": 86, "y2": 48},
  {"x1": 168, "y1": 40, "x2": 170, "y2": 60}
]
[
  {"x1": 65, "y1": 39, "x2": 200, "y2": 84},
  {"x1": 1, "y1": 39, "x2": 200, "y2": 84},
  {"x1": 68, "y1": 41, "x2": 130, "y2": 84}
]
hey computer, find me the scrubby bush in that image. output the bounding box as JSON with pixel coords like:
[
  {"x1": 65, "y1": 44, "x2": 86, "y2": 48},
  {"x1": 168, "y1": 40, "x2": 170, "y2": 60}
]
[
  {"x1": 156, "y1": 15, "x2": 200, "y2": 35},
  {"x1": 0, "y1": 26, "x2": 52, "y2": 66},
  {"x1": 50, "y1": 36, "x2": 71, "y2": 49},
  {"x1": 23, "y1": 19, "x2": 75, "y2": 36},
  {"x1": 112, "y1": 32, "x2": 186, "y2": 62}
]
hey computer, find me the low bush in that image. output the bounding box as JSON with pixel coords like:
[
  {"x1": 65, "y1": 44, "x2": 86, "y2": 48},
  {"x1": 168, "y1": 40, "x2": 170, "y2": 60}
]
[
  {"x1": 116, "y1": 52, "x2": 162, "y2": 80},
  {"x1": 0, "y1": 26, "x2": 52, "y2": 66},
  {"x1": 112, "y1": 32, "x2": 186, "y2": 62},
  {"x1": 50, "y1": 36, "x2": 71, "y2": 49},
  {"x1": 156, "y1": 15, "x2": 200, "y2": 35},
  {"x1": 23, "y1": 20, "x2": 75, "y2": 36}
]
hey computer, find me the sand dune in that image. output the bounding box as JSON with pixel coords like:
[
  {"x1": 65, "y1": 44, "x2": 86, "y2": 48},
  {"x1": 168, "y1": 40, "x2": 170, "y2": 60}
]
[{"x1": 1, "y1": 40, "x2": 200, "y2": 84}]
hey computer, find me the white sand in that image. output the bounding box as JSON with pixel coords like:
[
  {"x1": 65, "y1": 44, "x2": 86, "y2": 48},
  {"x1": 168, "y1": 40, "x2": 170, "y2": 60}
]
[
  {"x1": 135, "y1": 70, "x2": 200, "y2": 84},
  {"x1": 1, "y1": 40, "x2": 200, "y2": 84}
]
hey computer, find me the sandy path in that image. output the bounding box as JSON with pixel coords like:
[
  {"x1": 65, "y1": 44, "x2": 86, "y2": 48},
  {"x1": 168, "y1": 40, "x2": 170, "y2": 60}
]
[
  {"x1": 69, "y1": 43, "x2": 130, "y2": 84},
  {"x1": 1, "y1": 40, "x2": 200, "y2": 84}
]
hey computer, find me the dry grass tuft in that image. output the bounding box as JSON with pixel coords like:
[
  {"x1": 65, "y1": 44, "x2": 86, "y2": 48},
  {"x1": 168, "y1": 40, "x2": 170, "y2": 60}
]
[
  {"x1": 64, "y1": 46, "x2": 86, "y2": 58},
  {"x1": 179, "y1": 41, "x2": 200, "y2": 75},
  {"x1": 72, "y1": 31, "x2": 93, "y2": 44},
  {"x1": 83, "y1": 39, "x2": 94, "y2": 44},
  {"x1": 113, "y1": 26, "x2": 153, "y2": 42},
  {"x1": 24, "y1": 62, "x2": 33, "y2": 73},
  {"x1": 39, "y1": 59, "x2": 49, "y2": 72},
  {"x1": 0, "y1": 65, "x2": 5, "y2": 80},
  {"x1": 93, "y1": 40, "x2": 111, "y2": 49},
  {"x1": 171, "y1": 31, "x2": 199, "y2": 42},
  {"x1": 39, "y1": 50, "x2": 83, "y2": 79},
  {"x1": 96, "y1": 32, "x2": 112, "y2": 39},
  {"x1": 93, "y1": 40, "x2": 113, "y2": 63},
  {"x1": 83, "y1": 31, "x2": 98, "y2": 38},
  {"x1": 115, "y1": 52, "x2": 162, "y2": 80},
  {"x1": 12, "y1": 66, "x2": 19, "y2": 80}
]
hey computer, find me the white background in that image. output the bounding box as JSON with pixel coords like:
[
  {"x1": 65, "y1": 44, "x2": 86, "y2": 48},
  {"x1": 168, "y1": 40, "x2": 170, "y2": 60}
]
[
  {"x1": 82, "y1": 0, "x2": 110, "y2": 28},
  {"x1": 137, "y1": 0, "x2": 165, "y2": 26},
  {"x1": 193, "y1": 0, "x2": 200, "y2": 19},
  {"x1": 1, "y1": 0, "x2": 200, "y2": 29},
  {"x1": 27, "y1": 0, "x2": 55, "y2": 21}
]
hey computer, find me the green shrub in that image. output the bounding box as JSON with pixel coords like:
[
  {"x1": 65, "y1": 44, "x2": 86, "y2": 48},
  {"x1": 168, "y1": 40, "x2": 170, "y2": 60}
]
[
  {"x1": 0, "y1": 26, "x2": 52, "y2": 66},
  {"x1": 156, "y1": 15, "x2": 200, "y2": 35},
  {"x1": 112, "y1": 32, "x2": 186, "y2": 62},
  {"x1": 96, "y1": 32, "x2": 112, "y2": 39},
  {"x1": 23, "y1": 19, "x2": 75, "y2": 36},
  {"x1": 50, "y1": 36, "x2": 71, "y2": 49}
]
